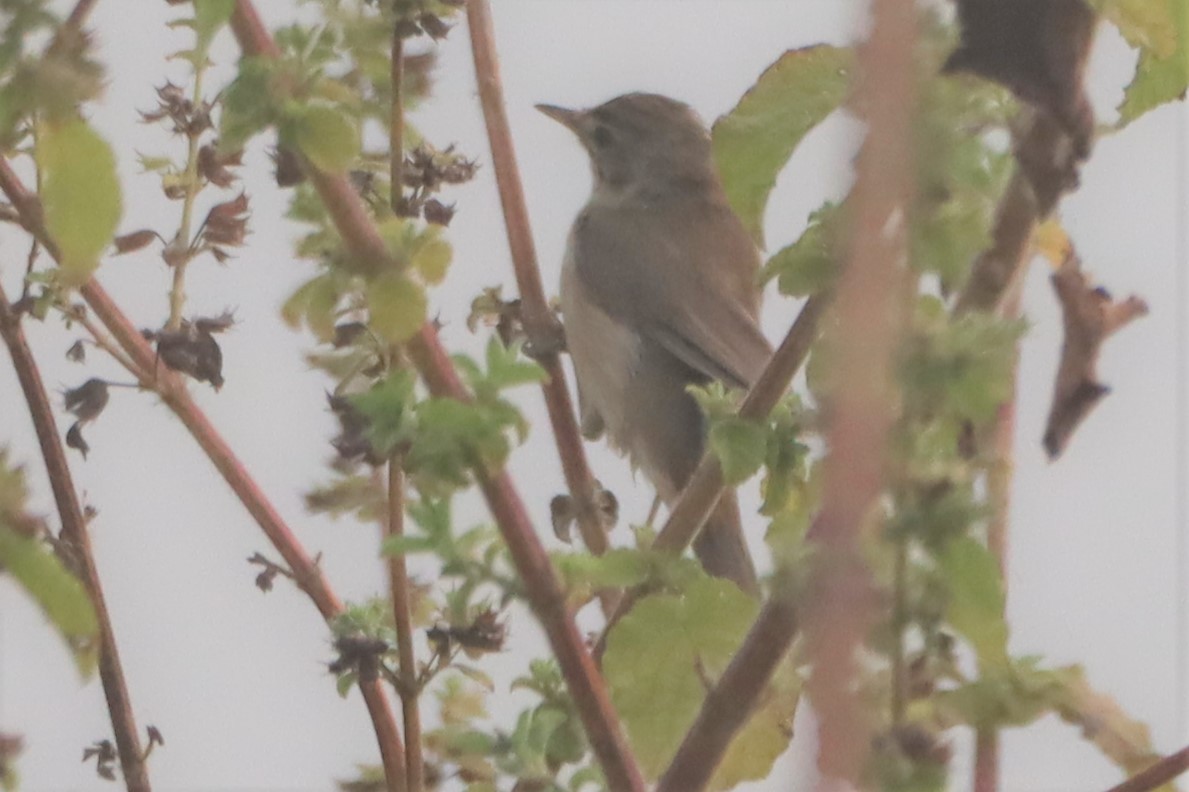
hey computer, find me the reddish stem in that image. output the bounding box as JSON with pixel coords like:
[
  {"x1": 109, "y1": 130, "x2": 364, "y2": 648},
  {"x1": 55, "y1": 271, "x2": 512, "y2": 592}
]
[
  {"x1": 464, "y1": 0, "x2": 609, "y2": 558},
  {"x1": 0, "y1": 282, "x2": 150, "y2": 791},
  {"x1": 386, "y1": 460, "x2": 422, "y2": 792},
  {"x1": 230, "y1": 4, "x2": 644, "y2": 788},
  {"x1": 1105, "y1": 746, "x2": 1189, "y2": 792}
]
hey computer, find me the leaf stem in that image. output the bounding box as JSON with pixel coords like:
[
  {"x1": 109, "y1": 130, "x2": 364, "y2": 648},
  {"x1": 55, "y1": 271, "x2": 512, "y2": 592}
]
[
  {"x1": 168, "y1": 64, "x2": 207, "y2": 330},
  {"x1": 389, "y1": 22, "x2": 404, "y2": 212},
  {"x1": 1105, "y1": 746, "x2": 1189, "y2": 792}
]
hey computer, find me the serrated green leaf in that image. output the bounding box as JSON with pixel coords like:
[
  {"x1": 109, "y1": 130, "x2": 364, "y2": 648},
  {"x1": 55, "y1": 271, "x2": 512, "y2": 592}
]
[
  {"x1": 281, "y1": 273, "x2": 341, "y2": 340},
  {"x1": 289, "y1": 103, "x2": 360, "y2": 173},
  {"x1": 37, "y1": 120, "x2": 121, "y2": 286},
  {"x1": 193, "y1": 0, "x2": 234, "y2": 54},
  {"x1": 709, "y1": 417, "x2": 767, "y2": 485},
  {"x1": 484, "y1": 338, "x2": 546, "y2": 391},
  {"x1": 712, "y1": 45, "x2": 852, "y2": 246},
  {"x1": 1116, "y1": 0, "x2": 1187, "y2": 127},
  {"x1": 605, "y1": 577, "x2": 776, "y2": 782},
  {"x1": 0, "y1": 526, "x2": 98, "y2": 678},
  {"x1": 939, "y1": 536, "x2": 1007, "y2": 669},
  {"x1": 761, "y1": 202, "x2": 839, "y2": 296},
  {"x1": 220, "y1": 57, "x2": 278, "y2": 152},
  {"x1": 366, "y1": 273, "x2": 426, "y2": 343},
  {"x1": 351, "y1": 369, "x2": 417, "y2": 455}
]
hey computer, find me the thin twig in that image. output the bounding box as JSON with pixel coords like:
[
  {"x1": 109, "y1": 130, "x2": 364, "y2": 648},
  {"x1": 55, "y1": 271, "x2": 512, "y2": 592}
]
[
  {"x1": 229, "y1": 4, "x2": 644, "y2": 788},
  {"x1": 389, "y1": 23, "x2": 404, "y2": 212},
  {"x1": 1105, "y1": 746, "x2": 1189, "y2": 792},
  {"x1": 464, "y1": 0, "x2": 610, "y2": 559},
  {"x1": 974, "y1": 282, "x2": 1023, "y2": 792},
  {"x1": 386, "y1": 458, "x2": 422, "y2": 792},
  {"x1": 0, "y1": 281, "x2": 151, "y2": 792}
]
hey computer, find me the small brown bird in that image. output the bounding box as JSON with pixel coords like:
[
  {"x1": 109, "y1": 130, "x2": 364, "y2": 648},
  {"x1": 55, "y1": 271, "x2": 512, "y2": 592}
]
[{"x1": 538, "y1": 93, "x2": 773, "y2": 593}]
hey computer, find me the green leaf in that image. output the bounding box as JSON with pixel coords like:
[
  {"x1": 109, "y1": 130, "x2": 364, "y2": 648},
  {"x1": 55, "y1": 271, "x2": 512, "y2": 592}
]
[
  {"x1": 379, "y1": 534, "x2": 436, "y2": 556},
  {"x1": 1093, "y1": 0, "x2": 1179, "y2": 57},
  {"x1": 1116, "y1": 0, "x2": 1187, "y2": 127},
  {"x1": 351, "y1": 369, "x2": 418, "y2": 456},
  {"x1": 939, "y1": 536, "x2": 1007, "y2": 669},
  {"x1": 281, "y1": 273, "x2": 341, "y2": 341},
  {"x1": 708, "y1": 417, "x2": 767, "y2": 485},
  {"x1": 483, "y1": 338, "x2": 546, "y2": 391},
  {"x1": 193, "y1": 0, "x2": 235, "y2": 54},
  {"x1": 366, "y1": 273, "x2": 426, "y2": 343},
  {"x1": 712, "y1": 45, "x2": 852, "y2": 246},
  {"x1": 412, "y1": 236, "x2": 453, "y2": 284},
  {"x1": 761, "y1": 202, "x2": 840, "y2": 296},
  {"x1": 604, "y1": 577, "x2": 795, "y2": 785},
  {"x1": 0, "y1": 526, "x2": 98, "y2": 677},
  {"x1": 37, "y1": 120, "x2": 121, "y2": 286},
  {"x1": 220, "y1": 57, "x2": 279, "y2": 152},
  {"x1": 289, "y1": 103, "x2": 360, "y2": 173}
]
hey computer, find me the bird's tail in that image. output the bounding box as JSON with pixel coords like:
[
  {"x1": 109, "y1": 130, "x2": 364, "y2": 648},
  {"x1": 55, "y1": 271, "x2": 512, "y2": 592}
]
[{"x1": 692, "y1": 488, "x2": 758, "y2": 595}]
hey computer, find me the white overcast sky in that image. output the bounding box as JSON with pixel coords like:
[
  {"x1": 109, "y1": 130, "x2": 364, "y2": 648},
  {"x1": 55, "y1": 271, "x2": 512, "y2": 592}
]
[{"x1": 0, "y1": 2, "x2": 1186, "y2": 791}]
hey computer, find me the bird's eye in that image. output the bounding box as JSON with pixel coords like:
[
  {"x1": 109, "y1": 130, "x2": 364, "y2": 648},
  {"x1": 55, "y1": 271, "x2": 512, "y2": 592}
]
[{"x1": 591, "y1": 124, "x2": 614, "y2": 148}]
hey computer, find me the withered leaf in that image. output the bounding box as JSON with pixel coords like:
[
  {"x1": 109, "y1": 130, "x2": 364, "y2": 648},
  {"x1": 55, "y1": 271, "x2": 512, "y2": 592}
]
[
  {"x1": 66, "y1": 340, "x2": 86, "y2": 362},
  {"x1": 1043, "y1": 252, "x2": 1148, "y2": 459},
  {"x1": 65, "y1": 422, "x2": 89, "y2": 458},
  {"x1": 63, "y1": 378, "x2": 109, "y2": 422},
  {"x1": 113, "y1": 229, "x2": 160, "y2": 255}
]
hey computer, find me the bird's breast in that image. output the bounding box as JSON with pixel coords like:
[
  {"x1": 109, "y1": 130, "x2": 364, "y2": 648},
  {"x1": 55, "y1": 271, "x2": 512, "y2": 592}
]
[{"x1": 560, "y1": 247, "x2": 640, "y2": 451}]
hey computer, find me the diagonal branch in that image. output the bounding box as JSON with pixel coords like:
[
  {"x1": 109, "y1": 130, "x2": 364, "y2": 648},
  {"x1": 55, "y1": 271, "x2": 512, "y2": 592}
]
[
  {"x1": 0, "y1": 281, "x2": 150, "y2": 792},
  {"x1": 1105, "y1": 746, "x2": 1189, "y2": 792},
  {"x1": 0, "y1": 160, "x2": 409, "y2": 792},
  {"x1": 229, "y1": 4, "x2": 643, "y2": 789},
  {"x1": 465, "y1": 0, "x2": 610, "y2": 560}
]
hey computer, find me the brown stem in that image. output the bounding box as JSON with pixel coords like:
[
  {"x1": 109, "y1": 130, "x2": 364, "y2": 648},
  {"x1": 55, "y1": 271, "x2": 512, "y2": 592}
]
[
  {"x1": 230, "y1": 4, "x2": 643, "y2": 788},
  {"x1": 360, "y1": 674, "x2": 409, "y2": 792},
  {"x1": 595, "y1": 292, "x2": 828, "y2": 654},
  {"x1": 974, "y1": 283, "x2": 1022, "y2": 792},
  {"x1": 389, "y1": 25, "x2": 404, "y2": 212},
  {"x1": 0, "y1": 159, "x2": 409, "y2": 787},
  {"x1": 1105, "y1": 746, "x2": 1189, "y2": 792},
  {"x1": 0, "y1": 282, "x2": 150, "y2": 791},
  {"x1": 801, "y1": 0, "x2": 915, "y2": 781},
  {"x1": 386, "y1": 459, "x2": 422, "y2": 792},
  {"x1": 464, "y1": 0, "x2": 610, "y2": 560}
]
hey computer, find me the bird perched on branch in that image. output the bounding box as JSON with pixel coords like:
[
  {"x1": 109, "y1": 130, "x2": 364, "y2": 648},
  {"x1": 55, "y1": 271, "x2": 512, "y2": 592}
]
[{"x1": 538, "y1": 92, "x2": 773, "y2": 593}]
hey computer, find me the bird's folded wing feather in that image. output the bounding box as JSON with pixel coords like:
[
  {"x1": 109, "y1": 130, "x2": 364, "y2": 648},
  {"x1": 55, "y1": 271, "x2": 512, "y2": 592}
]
[{"x1": 572, "y1": 200, "x2": 774, "y2": 389}]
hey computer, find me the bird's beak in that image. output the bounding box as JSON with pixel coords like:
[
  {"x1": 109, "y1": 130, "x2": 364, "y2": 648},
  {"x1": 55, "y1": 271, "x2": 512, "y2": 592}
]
[{"x1": 535, "y1": 103, "x2": 584, "y2": 132}]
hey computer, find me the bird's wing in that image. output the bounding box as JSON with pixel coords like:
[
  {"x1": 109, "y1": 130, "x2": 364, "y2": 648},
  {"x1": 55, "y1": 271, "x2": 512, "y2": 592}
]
[{"x1": 571, "y1": 199, "x2": 773, "y2": 389}]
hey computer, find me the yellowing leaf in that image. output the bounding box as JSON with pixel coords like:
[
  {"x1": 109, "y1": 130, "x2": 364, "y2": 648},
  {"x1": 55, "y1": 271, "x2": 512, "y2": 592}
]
[
  {"x1": 712, "y1": 45, "x2": 852, "y2": 246},
  {"x1": 290, "y1": 104, "x2": 360, "y2": 173},
  {"x1": 1114, "y1": 0, "x2": 1188, "y2": 126},
  {"x1": 1033, "y1": 219, "x2": 1072, "y2": 267},
  {"x1": 37, "y1": 120, "x2": 122, "y2": 286},
  {"x1": 366, "y1": 273, "x2": 426, "y2": 343},
  {"x1": 413, "y1": 237, "x2": 453, "y2": 284},
  {"x1": 1093, "y1": 0, "x2": 1178, "y2": 58},
  {"x1": 604, "y1": 577, "x2": 794, "y2": 785}
]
